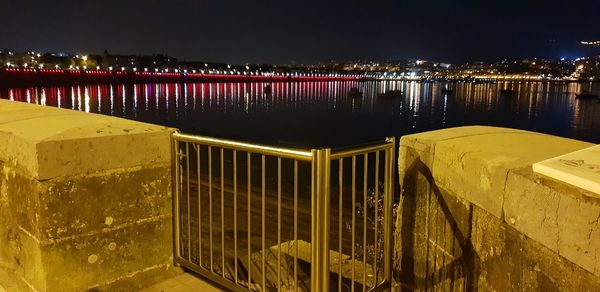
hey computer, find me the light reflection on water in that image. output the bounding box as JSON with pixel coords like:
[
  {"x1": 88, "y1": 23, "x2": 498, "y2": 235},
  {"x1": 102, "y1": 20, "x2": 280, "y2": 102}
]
[{"x1": 2, "y1": 81, "x2": 599, "y2": 147}]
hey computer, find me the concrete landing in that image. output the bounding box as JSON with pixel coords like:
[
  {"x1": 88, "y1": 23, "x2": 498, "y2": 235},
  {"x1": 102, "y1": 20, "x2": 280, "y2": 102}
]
[{"x1": 141, "y1": 273, "x2": 222, "y2": 292}]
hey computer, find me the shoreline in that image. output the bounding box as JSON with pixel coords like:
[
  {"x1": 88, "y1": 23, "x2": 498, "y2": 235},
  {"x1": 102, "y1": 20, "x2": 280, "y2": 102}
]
[
  {"x1": 1, "y1": 69, "x2": 594, "y2": 88},
  {"x1": 0, "y1": 69, "x2": 365, "y2": 88}
]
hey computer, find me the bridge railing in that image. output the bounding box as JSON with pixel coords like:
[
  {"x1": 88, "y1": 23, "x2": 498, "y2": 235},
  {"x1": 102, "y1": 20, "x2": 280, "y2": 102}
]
[{"x1": 172, "y1": 132, "x2": 395, "y2": 291}]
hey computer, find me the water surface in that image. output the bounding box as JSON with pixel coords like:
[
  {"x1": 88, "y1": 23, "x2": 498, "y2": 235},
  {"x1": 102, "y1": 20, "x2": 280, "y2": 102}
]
[{"x1": 2, "y1": 81, "x2": 599, "y2": 147}]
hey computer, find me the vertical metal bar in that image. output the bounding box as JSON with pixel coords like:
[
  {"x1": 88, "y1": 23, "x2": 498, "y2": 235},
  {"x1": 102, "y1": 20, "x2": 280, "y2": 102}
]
[
  {"x1": 277, "y1": 157, "x2": 282, "y2": 291},
  {"x1": 221, "y1": 148, "x2": 225, "y2": 276},
  {"x1": 338, "y1": 158, "x2": 343, "y2": 292},
  {"x1": 196, "y1": 144, "x2": 203, "y2": 267},
  {"x1": 247, "y1": 152, "x2": 252, "y2": 291},
  {"x1": 209, "y1": 146, "x2": 213, "y2": 272},
  {"x1": 311, "y1": 149, "x2": 331, "y2": 292},
  {"x1": 294, "y1": 160, "x2": 298, "y2": 292},
  {"x1": 374, "y1": 151, "x2": 379, "y2": 285},
  {"x1": 383, "y1": 138, "x2": 396, "y2": 286},
  {"x1": 234, "y1": 150, "x2": 238, "y2": 284},
  {"x1": 363, "y1": 153, "x2": 368, "y2": 291},
  {"x1": 323, "y1": 149, "x2": 331, "y2": 292},
  {"x1": 186, "y1": 142, "x2": 191, "y2": 262},
  {"x1": 262, "y1": 155, "x2": 266, "y2": 292},
  {"x1": 352, "y1": 155, "x2": 356, "y2": 292},
  {"x1": 173, "y1": 136, "x2": 181, "y2": 261},
  {"x1": 310, "y1": 150, "x2": 317, "y2": 292}
]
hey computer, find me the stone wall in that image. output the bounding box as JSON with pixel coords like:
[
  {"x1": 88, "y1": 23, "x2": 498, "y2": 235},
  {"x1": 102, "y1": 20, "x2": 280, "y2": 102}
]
[
  {"x1": 394, "y1": 126, "x2": 600, "y2": 291},
  {"x1": 0, "y1": 100, "x2": 178, "y2": 291}
]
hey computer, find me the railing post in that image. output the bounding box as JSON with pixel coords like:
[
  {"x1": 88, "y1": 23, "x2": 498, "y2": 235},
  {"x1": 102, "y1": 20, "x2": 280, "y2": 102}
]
[
  {"x1": 172, "y1": 132, "x2": 182, "y2": 264},
  {"x1": 311, "y1": 148, "x2": 331, "y2": 292},
  {"x1": 383, "y1": 137, "x2": 396, "y2": 288}
]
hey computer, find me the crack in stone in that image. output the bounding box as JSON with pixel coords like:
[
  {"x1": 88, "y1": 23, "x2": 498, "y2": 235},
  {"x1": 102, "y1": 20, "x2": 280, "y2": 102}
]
[
  {"x1": 586, "y1": 211, "x2": 600, "y2": 253},
  {"x1": 500, "y1": 170, "x2": 511, "y2": 222},
  {"x1": 555, "y1": 195, "x2": 561, "y2": 254}
]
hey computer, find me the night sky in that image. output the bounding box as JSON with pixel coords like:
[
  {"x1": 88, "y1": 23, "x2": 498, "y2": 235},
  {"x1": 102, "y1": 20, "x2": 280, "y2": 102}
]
[{"x1": 1, "y1": 0, "x2": 599, "y2": 64}]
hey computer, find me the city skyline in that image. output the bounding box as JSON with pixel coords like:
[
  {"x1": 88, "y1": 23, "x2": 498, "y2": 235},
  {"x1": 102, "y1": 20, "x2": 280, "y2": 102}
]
[{"x1": 3, "y1": 46, "x2": 600, "y2": 82}]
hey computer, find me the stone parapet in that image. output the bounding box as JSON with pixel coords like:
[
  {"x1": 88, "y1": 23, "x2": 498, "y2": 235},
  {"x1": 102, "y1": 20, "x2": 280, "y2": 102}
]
[
  {"x1": 395, "y1": 126, "x2": 600, "y2": 291},
  {"x1": 0, "y1": 100, "x2": 178, "y2": 291}
]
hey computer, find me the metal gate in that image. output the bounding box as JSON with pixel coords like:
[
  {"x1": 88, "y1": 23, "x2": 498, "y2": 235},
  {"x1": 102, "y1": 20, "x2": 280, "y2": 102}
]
[{"x1": 172, "y1": 132, "x2": 395, "y2": 291}]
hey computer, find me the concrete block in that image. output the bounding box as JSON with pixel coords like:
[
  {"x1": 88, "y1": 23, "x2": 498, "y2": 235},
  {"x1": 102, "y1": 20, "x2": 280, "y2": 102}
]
[
  {"x1": 395, "y1": 126, "x2": 600, "y2": 291},
  {"x1": 38, "y1": 165, "x2": 171, "y2": 240},
  {"x1": 503, "y1": 168, "x2": 561, "y2": 251},
  {"x1": 39, "y1": 217, "x2": 173, "y2": 291},
  {"x1": 556, "y1": 192, "x2": 600, "y2": 276},
  {"x1": 0, "y1": 100, "x2": 176, "y2": 291},
  {"x1": 0, "y1": 99, "x2": 173, "y2": 180}
]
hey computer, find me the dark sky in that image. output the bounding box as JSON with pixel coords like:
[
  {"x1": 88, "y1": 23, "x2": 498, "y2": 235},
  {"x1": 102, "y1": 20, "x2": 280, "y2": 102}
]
[{"x1": 1, "y1": 0, "x2": 599, "y2": 64}]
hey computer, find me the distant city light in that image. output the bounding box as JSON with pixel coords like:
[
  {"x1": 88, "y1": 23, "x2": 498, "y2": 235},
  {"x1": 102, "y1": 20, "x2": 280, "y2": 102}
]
[
  {"x1": 1, "y1": 48, "x2": 597, "y2": 82},
  {"x1": 581, "y1": 40, "x2": 600, "y2": 46}
]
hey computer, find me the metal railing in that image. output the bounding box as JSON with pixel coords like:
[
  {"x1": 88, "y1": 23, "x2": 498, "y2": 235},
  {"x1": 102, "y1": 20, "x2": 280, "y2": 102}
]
[{"x1": 172, "y1": 132, "x2": 395, "y2": 291}]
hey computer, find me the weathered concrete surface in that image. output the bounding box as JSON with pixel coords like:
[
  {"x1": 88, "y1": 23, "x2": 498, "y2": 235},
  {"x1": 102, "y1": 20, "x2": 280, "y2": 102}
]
[
  {"x1": 0, "y1": 100, "x2": 179, "y2": 291},
  {"x1": 395, "y1": 126, "x2": 600, "y2": 291}
]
